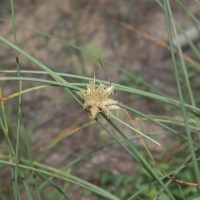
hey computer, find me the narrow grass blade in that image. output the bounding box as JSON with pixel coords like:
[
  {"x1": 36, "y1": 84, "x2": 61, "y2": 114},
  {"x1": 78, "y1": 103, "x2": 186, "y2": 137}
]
[
  {"x1": 97, "y1": 116, "x2": 176, "y2": 200},
  {"x1": 164, "y1": 0, "x2": 200, "y2": 187},
  {"x1": 0, "y1": 160, "x2": 121, "y2": 200}
]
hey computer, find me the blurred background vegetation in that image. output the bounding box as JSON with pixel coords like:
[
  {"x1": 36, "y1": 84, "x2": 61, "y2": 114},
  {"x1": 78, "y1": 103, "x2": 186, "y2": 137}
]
[{"x1": 0, "y1": 0, "x2": 200, "y2": 199}]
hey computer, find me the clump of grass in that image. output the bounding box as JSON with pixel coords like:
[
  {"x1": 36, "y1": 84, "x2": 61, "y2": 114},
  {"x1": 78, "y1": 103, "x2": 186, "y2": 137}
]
[{"x1": 0, "y1": 0, "x2": 200, "y2": 200}]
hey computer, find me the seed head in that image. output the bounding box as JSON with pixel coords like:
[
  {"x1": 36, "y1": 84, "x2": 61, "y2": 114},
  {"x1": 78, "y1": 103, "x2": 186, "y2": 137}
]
[{"x1": 80, "y1": 81, "x2": 120, "y2": 119}]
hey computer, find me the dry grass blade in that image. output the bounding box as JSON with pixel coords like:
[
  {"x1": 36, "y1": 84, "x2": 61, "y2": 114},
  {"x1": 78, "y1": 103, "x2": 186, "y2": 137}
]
[
  {"x1": 138, "y1": 126, "x2": 198, "y2": 187},
  {"x1": 111, "y1": 17, "x2": 200, "y2": 71}
]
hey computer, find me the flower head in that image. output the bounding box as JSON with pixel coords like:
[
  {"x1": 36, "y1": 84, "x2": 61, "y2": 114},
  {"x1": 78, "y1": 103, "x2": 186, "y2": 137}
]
[{"x1": 80, "y1": 81, "x2": 120, "y2": 119}]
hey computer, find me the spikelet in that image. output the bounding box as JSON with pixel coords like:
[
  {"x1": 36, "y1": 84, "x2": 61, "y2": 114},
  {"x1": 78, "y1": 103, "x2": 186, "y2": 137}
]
[{"x1": 80, "y1": 81, "x2": 120, "y2": 119}]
